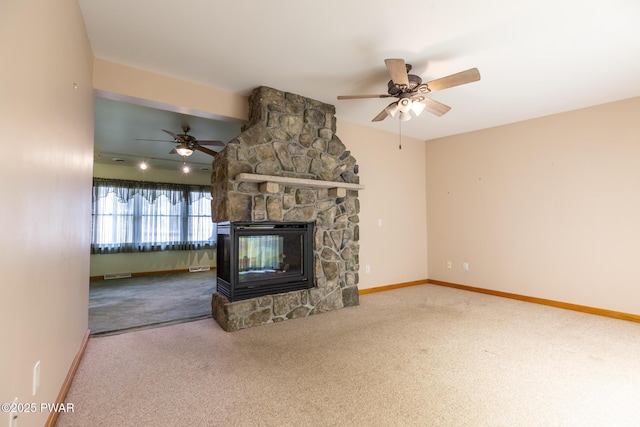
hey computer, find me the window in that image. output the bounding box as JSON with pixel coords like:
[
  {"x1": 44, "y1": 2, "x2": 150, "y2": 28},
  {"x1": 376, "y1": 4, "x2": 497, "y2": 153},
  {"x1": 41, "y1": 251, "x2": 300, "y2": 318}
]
[{"x1": 91, "y1": 178, "x2": 215, "y2": 254}]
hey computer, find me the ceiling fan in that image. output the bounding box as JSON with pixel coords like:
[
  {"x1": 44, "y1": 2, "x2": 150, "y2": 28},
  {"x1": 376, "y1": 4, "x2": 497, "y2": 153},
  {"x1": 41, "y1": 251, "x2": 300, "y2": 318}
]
[
  {"x1": 137, "y1": 125, "x2": 225, "y2": 157},
  {"x1": 337, "y1": 58, "x2": 480, "y2": 122}
]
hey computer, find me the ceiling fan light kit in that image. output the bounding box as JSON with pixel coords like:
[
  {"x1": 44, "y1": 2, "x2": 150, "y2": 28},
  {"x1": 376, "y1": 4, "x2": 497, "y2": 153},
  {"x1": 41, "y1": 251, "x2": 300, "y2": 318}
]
[
  {"x1": 384, "y1": 102, "x2": 400, "y2": 117},
  {"x1": 384, "y1": 96, "x2": 426, "y2": 121},
  {"x1": 411, "y1": 99, "x2": 426, "y2": 116},
  {"x1": 399, "y1": 110, "x2": 412, "y2": 122},
  {"x1": 398, "y1": 98, "x2": 412, "y2": 112},
  {"x1": 175, "y1": 143, "x2": 194, "y2": 157},
  {"x1": 338, "y1": 58, "x2": 480, "y2": 123}
]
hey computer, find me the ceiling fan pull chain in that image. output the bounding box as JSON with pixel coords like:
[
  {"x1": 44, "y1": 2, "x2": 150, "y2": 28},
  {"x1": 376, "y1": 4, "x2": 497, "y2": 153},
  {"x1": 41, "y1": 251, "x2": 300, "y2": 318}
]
[{"x1": 398, "y1": 119, "x2": 402, "y2": 150}]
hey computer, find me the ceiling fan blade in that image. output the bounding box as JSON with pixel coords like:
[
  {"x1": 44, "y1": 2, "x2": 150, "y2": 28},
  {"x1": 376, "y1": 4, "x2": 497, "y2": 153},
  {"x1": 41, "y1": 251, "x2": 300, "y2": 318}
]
[
  {"x1": 371, "y1": 108, "x2": 390, "y2": 122},
  {"x1": 162, "y1": 129, "x2": 182, "y2": 141},
  {"x1": 425, "y1": 68, "x2": 481, "y2": 92},
  {"x1": 169, "y1": 148, "x2": 178, "y2": 154},
  {"x1": 417, "y1": 97, "x2": 452, "y2": 117},
  {"x1": 195, "y1": 145, "x2": 218, "y2": 157},
  {"x1": 337, "y1": 94, "x2": 392, "y2": 100},
  {"x1": 385, "y1": 58, "x2": 409, "y2": 86},
  {"x1": 195, "y1": 140, "x2": 225, "y2": 147}
]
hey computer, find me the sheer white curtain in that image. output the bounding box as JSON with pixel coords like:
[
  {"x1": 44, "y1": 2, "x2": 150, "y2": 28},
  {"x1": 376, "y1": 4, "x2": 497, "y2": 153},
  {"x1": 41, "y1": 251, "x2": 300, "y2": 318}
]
[
  {"x1": 91, "y1": 179, "x2": 214, "y2": 253},
  {"x1": 188, "y1": 191, "x2": 216, "y2": 244}
]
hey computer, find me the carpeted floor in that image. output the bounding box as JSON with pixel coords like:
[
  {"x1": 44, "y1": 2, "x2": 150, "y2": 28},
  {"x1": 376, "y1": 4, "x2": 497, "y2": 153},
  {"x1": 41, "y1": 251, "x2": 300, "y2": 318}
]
[
  {"x1": 89, "y1": 271, "x2": 216, "y2": 336},
  {"x1": 60, "y1": 283, "x2": 640, "y2": 426}
]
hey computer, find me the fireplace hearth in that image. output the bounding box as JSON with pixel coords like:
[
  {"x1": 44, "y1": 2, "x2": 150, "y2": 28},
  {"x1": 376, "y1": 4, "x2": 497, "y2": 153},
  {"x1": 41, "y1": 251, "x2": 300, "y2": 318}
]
[{"x1": 216, "y1": 221, "x2": 314, "y2": 301}]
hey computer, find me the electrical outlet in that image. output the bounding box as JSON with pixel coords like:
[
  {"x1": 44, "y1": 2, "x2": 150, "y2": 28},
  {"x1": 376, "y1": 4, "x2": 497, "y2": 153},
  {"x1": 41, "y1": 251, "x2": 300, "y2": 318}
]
[
  {"x1": 365, "y1": 265, "x2": 371, "y2": 273},
  {"x1": 377, "y1": 219, "x2": 382, "y2": 227},
  {"x1": 33, "y1": 360, "x2": 41, "y2": 395},
  {"x1": 463, "y1": 262, "x2": 469, "y2": 271},
  {"x1": 447, "y1": 261, "x2": 452, "y2": 269}
]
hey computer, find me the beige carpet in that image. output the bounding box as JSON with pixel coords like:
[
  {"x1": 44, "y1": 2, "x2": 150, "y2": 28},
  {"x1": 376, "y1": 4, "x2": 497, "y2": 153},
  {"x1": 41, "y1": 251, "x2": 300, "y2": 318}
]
[{"x1": 57, "y1": 284, "x2": 640, "y2": 426}]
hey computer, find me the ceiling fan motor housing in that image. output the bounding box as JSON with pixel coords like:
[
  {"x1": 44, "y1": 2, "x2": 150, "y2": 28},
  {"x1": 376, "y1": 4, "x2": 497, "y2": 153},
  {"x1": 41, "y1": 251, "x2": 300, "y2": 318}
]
[
  {"x1": 387, "y1": 74, "x2": 423, "y2": 96},
  {"x1": 178, "y1": 134, "x2": 197, "y2": 148}
]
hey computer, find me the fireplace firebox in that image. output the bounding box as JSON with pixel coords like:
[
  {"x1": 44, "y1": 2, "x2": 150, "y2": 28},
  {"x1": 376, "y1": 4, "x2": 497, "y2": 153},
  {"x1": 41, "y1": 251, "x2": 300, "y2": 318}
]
[{"x1": 216, "y1": 221, "x2": 314, "y2": 301}]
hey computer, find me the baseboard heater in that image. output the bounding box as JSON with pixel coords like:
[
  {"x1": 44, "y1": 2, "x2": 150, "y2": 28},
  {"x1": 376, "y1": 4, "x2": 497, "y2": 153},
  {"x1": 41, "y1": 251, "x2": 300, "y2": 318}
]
[
  {"x1": 103, "y1": 272, "x2": 132, "y2": 280},
  {"x1": 189, "y1": 266, "x2": 211, "y2": 272}
]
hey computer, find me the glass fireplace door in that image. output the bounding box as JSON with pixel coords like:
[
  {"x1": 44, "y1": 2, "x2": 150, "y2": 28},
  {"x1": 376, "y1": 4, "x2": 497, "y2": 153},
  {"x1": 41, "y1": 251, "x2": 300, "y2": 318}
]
[{"x1": 216, "y1": 221, "x2": 314, "y2": 301}]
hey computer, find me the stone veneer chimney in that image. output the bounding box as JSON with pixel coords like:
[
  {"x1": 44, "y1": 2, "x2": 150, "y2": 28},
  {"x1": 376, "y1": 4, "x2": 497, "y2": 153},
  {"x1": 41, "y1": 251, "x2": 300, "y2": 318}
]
[{"x1": 210, "y1": 86, "x2": 362, "y2": 331}]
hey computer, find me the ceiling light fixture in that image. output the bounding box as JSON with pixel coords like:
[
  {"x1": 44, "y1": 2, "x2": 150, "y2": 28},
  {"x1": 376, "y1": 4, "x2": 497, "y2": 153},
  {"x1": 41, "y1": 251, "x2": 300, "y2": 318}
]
[
  {"x1": 385, "y1": 97, "x2": 426, "y2": 122},
  {"x1": 182, "y1": 163, "x2": 191, "y2": 174},
  {"x1": 385, "y1": 102, "x2": 400, "y2": 118},
  {"x1": 397, "y1": 98, "x2": 412, "y2": 112},
  {"x1": 398, "y1": 99, "x2": 412, "y2": 122},
  {"x1": 139, "y1": 160, "x2": 148, "y2": 170},
  {"x1": 410, "y1": 97, "x2": 426, "y2": 117},
  {"x1": 175, "y1": 143, "x2": 193, "y2": 157},
  {"x1": 399, "y1": 111, "x2": 412, "y2": 122}
]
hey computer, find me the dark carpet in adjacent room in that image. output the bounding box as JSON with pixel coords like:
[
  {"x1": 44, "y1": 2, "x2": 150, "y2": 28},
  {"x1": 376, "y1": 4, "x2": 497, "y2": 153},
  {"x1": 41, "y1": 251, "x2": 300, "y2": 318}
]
[{"x1": 89, "y1": 270, "x2": 216, "y2": 336}]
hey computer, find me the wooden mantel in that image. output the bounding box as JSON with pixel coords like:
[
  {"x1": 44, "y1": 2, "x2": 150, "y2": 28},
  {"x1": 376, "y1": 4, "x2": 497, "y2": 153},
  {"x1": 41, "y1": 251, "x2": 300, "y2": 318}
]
[{"x1": 235, "y1": 173, "x2": 365, "y2": 197}]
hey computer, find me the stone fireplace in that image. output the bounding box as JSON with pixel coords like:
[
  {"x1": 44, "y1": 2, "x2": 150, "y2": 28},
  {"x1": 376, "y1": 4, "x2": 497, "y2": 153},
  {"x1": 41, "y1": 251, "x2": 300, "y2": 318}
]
[{"x1": 210, "y1": 86, "x2": 363, "y2": 332}]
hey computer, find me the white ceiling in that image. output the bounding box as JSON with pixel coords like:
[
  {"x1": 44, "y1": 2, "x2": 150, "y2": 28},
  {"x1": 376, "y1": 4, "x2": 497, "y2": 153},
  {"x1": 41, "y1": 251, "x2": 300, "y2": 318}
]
[{"x1": 80, "y1": 0, "x2": 640, "y2": 169}]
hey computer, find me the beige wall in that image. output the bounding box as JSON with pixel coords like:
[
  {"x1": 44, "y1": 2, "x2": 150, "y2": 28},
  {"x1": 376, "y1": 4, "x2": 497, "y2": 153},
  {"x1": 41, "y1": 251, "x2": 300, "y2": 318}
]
[
  {"x1": 94, "y1": 59, "x2": 430, "y2": 290},
  {"x1": 426, "y1": 97, "x2": 640, "y2": 315},
  {"x1": 0, "y1": 1, "x2": 94, "y2": 426},
  {"x1": 340, "y1": 121, "x2": 429, "y2": 289},
  {"x1": 90, "y1": 163, "x2": 215, "y2": 276},
  {"x1": 93, "y1": 58, "x2": 248, "y2": 122},
  {"x1": 90, "y1": 250, "x2": 215, "y2": 278}
]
